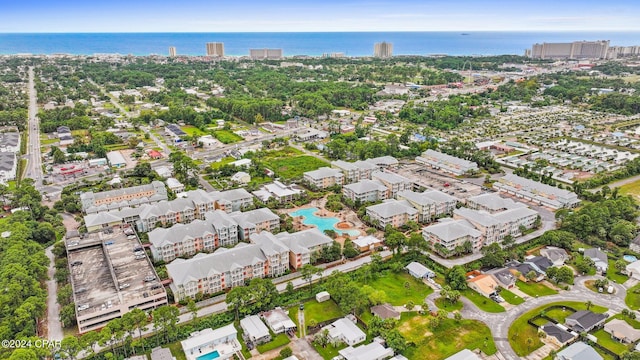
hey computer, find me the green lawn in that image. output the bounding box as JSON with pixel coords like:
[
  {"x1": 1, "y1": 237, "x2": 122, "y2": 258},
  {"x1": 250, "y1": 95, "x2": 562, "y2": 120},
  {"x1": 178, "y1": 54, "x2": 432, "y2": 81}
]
[
  {"x1": 508, "y1": 301, "x2": 608, "y2": 357},
  {"x1": 40, "y1": 137, "x2": 58, "y2": 145},
  {"x1": 264, "y1": 156, "x2": 329, "y2": 180},
  {"x1": 303, "y1": 299, "x2": 344, "y2": 327},
  {"x1": 516, "y1": 280, "x2": 558, "y2": 297},
  {"x1": 592, "y1": 329, "x2": 630, "y2": 355},
  {"x1": 181, "y1": 125, "x2": 206, "y2": 136},
  {"x1": 434, "y1": 297, "x2": 463, "y2": 311},
  {"x1": 499, "y1": 288, "x2": 525, "y2": 305},
  {"x1": 214, "y1": 130, "x2": 243, "y2": 144},
  {"x1": 545, "y1": 308, "x2": 576, "y2": 324},
  {"x1": 210, "y1": 156, "x2": 236, "y2": 169},
  {"x1": 619, "y1": 178, "x2": 640, "y2": 201},
  {"x1": 257, "y1": 333, "x2": 290, "y2": 353},
  {"x1": 625, "y1": 283, "x2": 640, "y2": 310},
  {"x1": 399, "y1": 315, "x2": 496, "y2": 360},
  {"x1": 607, "y1": 313, "x2": 640, "y2": 329},
  {"x1": 165, "y1": 341, "x2": 187, "y2": 360},
  {"x1": 461, "y1": 289, "x2": 505, "y2": 313},
  {"x1": 367, "y1": 271, "x2": 434, "y2": 306},
  {"x1": 313, "y1": 343, "x2": 347, "y2": 360},
  {"x1": 288, "y1": 307, "x2": 300, "y2": 337},
  {"x1": 607, "y1": 259, "x2": 629, "y2": 284}
]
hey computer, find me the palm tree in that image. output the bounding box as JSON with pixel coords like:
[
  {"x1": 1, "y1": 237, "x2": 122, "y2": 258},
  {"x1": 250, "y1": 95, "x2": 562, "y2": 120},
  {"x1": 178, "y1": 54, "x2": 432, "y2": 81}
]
[{"x1": 586, "y1": 300, "x2": 593, "y2": 311}]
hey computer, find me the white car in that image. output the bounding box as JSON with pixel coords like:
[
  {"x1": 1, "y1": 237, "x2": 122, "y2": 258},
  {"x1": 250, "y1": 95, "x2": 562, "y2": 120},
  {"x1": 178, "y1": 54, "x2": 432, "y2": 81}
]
[{"x1": 78, "y1": 304, "x2": 90, "y2": 311}]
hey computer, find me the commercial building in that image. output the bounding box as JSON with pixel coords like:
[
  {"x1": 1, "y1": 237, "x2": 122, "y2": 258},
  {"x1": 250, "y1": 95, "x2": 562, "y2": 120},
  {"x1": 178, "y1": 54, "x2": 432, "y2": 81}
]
[
  {"x1": 181, "y1": 325, "x2": 241, "y2": 360},
  {"x1": 168, "y1": 46, "x2": 176, "y2": 57},
  {"x1": 416, "y1": 149, "x2": 479, "y2": 175},
  {"x1": 148, "y1": 211, "x2": 239, "y2": 262},
  {"x1": 526, "y1": 40, "x2": 610, "y2": 59},
  {"x1": 303, "y1": 167, "x2": 344, "y2": 189},
  {"x1": 365, "y1": 199, "x2": 418, "y2": 228},
  {"x1": 342, "y1": 179, "x2": 388, "y2": 203},
  {"x1": 374, "y1": 42, "x2": 393, "y2": 58},
  {"x1": 80, "y1": 181, "x2": 168, "y2": 214},
  {"x1": 371, "y1": 171, "x2": 412, "y2": 199},
  {"x1": 249, "y1": 48, "x2": 283, "y2": 59},
  {"x1": 422, "y1": 219, "x2": 483, "y2": 255},
  {"x1": 493, "y1": 174, "x2": 580, "y2": 209},
  {"x1": 206, "y1": 42, "x2": 225, "y2": 57},
  {"x1": 229, "y1": 207, "x2": 280, "y2": 240},
  {"x1": 167, "y1": 237, "x2": 289, "y2": 302},
  {"x1": 397, "y1": 189, "x2": 458, "y2": 222},
  {"x1": 66, "y1": 226, "x2": 167, "y2": 333},
  {"x1": 106, "y1": 151, "x2": 127, "y2": 168}
]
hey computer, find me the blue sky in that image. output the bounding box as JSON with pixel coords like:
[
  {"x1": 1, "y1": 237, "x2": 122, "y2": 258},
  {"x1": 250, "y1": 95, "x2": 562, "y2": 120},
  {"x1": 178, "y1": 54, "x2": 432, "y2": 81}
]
[{"x1": 2, "y1": 0, "x2": 639, "y2": 32}]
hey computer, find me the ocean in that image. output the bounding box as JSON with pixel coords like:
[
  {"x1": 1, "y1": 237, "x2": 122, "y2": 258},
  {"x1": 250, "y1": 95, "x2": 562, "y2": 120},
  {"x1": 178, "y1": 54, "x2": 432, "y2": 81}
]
[{"x1": 1, "y1": 32, "x2": 639, "y2": 57}]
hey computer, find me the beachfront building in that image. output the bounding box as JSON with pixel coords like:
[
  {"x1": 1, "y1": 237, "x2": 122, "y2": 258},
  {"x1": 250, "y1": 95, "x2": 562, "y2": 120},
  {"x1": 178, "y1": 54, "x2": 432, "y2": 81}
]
[
  {"x1": 374, "y1": 42, "x2": 393, "y2": 58},
  {"x1": 370, "y1": 171, "x2": 412, "y2": 199},
  {"x1": 342, "y1": 180, "x2": 388, "y2": 203},
  {"x1": 422, "y1": 219, "x2": 483, "y2": 255},
  {"x1": 365, "y1": 199, "x2": 418, "y2": 229},
  {"x1": 416, "y1": 149, "x2": 479, "y2": 175},
  {"x1": 81, "y1": 181, "x2": 168, "y2": 214},
  {"x1": 397, "y1": 189, "x2": 458, "y2": 222},
  {"x1": 493, "y1": 174, "x2": 580, "y2": 209},
  {"x1": 167, "y1": 238, "x2": 289, "y2": 302},
  {"x1": 229, "y1": 208, "x2": 280, "y2": 240},
  {"x1": 206, "y1": 42, "x2": 225, "y2": 57},
  {"x1": 276, "y1": 228, "x2": 334, "y2": 269},
  {"x1": 303, "y1": 167, "x2": 344, "y2": 189},
  {"x1": 180, "y1": 325, "x2": 241, "y2": 360}
]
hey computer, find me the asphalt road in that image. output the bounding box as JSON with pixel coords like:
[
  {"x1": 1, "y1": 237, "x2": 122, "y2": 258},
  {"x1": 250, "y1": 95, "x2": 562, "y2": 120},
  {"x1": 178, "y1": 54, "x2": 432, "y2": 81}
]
[
  {"x1": 45, "y1": 245, "x2": 64, "y2": 341},
  {"x1": 25, "y1": 66, "x2": 44, "y2": 189}
]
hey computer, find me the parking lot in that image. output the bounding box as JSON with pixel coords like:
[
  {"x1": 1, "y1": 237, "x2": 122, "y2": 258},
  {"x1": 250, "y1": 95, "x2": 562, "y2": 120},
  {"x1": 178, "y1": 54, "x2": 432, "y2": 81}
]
[{"x1": 395, "y1": 163, "x2": 485, "y2": 200}]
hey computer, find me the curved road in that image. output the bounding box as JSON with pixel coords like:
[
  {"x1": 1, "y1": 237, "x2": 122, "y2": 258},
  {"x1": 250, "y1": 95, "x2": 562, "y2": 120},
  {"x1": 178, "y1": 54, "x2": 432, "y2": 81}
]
[{"x1": 456, "y1": 276, "x2": 628, "y2": 360}]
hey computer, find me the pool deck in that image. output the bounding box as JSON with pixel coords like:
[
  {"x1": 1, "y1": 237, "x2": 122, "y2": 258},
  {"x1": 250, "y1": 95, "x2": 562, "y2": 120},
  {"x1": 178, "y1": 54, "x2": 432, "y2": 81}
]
[{"x1": 287, "y1": 206, "x2": 362, "y2": 237}]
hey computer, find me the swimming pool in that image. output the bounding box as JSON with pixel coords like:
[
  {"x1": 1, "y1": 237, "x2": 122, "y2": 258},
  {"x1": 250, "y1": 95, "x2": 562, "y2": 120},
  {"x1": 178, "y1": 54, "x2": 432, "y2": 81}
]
[
  {"x1": 196, "y1": 350, "x2": 220, "y2": 360},
  {"x1": 290, "y1": 207, "x2": 360, "y2": 236},
  {"x1": 624, "y1": 255, "x2": 638, "y2": 262}
]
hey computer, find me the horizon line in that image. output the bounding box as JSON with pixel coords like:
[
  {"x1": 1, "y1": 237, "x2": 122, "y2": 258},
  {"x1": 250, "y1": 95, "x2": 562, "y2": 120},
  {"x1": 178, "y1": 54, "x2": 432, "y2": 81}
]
[{"x1": 3, "y1": 29, "x2": 640, "y2": 34}]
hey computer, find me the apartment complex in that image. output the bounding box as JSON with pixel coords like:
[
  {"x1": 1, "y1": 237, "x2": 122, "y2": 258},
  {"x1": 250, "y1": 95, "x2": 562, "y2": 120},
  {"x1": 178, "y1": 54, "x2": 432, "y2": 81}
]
[
  {"x1": 230, "y1": 207, "x2": 281, "y2": 240},
  {"x1": 0, "y1": 152, "x2": 17, "y2": 185},
  {"x1": 366, "y1": 199, "x2": 418, "y2": 228},
  {"x1": 80, "y1": 181, "x2": 168, "y2": 214},
  {"x1": 453, "y1": 207, "x2": 538, "y2": 245},
  {"x1": 396, "y1": 189, "x2": 458, "y2": 222},
  {"x1": 371, "y1": 171, "x2": 413, "y2": 198},
  {"x1": 607, "y1": 45, "x2": 640, "y2": 59},
  {"x1": 303, "y1": 167, "x2": 344, "y2": 189},
  {"x1": 493, "y1": 174, "x2": 580, "y2": 209},
  {"x1": 210, "y1": 188, "x2": 254, "y2": 212},
  {"x1": 206, "y1": 42, "x2": 225, "y2": 57},
  {"x1": 374, "y1": 42, "x2": 393, "y2": 58},
  {"x1": 66, "y1": 227, "x2": 167, "y2": 333},
  {"x1": 276, "y1": 228, "x2": 334, "y2": 269},
  {"x1": 252, "y1": 181, "x2": 303, "y2": 204},
  {"x1": 422, "y1": 219, "x2": 483, "y2": 254},
  {"x1": 466, "y1": 193, "x2": 526, "y2": 213},
  {"x1": 331, "y1": 160, "x2": 378, "y2": 183},
  {"x1": 249, "y1": 48, "x2": 283, "y2": 59},
  {"x1": 167, "y1": 235, "x2": 290, "y2": 302},
  {"x1": 342, "y1": 179, "x2": 388, "y2": 203},
  {"x1": 149, "y1": 210, "x2": 239, "y2": 262},
  {"x1": 416, "y1": 149, "x2": 479, "y2": 175},
  {"x1": 526, "y1": 40, "x2": 610, "y2": 59}
]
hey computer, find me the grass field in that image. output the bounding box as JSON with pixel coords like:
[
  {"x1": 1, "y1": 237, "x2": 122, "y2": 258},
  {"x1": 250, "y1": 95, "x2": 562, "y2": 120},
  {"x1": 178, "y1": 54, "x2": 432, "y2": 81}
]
[
  {"x1": 508, "y1": 301, "x2": 608, "y2": 357},
  {"x1": 313, "y1": 343, "x2": 347, "y2": 360},
  {"x1": 257, "y1": 333, "x2": 290, "y2": 353},
  {"x1": 367, "y1": 272, "x2": 434, "y2": 306},
  {"x1": 399, "y1": 314, "x2": 496, "y2": 360},
  {"x1": 619, "y1": 179, "x2": 640, "y2": 201},
  {"x1": 592, "y1": 329, "x2": 630, "y2": 354},
  {"x1": 516, "y1": 280, "x2": 558, "y2": 297},
  {"x1": 264, "y1": 156, "x2": 329, "y2": 180},
  {"x1": 625, "y1": 283, "x2": 640, "y2": 309},
  {"x1": 303, "y1": 299, "x2": 343, "y2": 327},
  {"x1": 165, "y1": 342, "x2": 187, "y2": 360},
  {"x1": 288, "y1": 307, "x2": 300, "y2": 337},
  {"x1": 434, "y1": 297, "x2": 463, "y2": 311},
  {"x1": 461, "y1": 289, "x2": 505, "y2": 313},
  {"x1": 499, "y1": 288, "x2": 525, "y2": 305},
  {"x1": 214, "y1": 130, "x2": 243, "y2": 144},
  {"x1": 181, "y1": 125, "x2": 206, "y2": 136},
  {"x1": 607, "y1": 259, "x2": 629, "y2": 284}
]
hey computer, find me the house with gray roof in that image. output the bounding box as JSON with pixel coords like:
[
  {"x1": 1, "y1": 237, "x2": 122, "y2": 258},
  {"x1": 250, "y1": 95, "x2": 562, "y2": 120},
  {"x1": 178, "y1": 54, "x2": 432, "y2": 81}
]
[
  {"x1": 540, "y1": 246, "x2": 570, "y2": 267},
  {"x1": 539, "y1": 322, "x2": 576, "y2": 346},
  {"x1": 422, "y1": 219, "x2": 483, "y2": 256},
  {"x1": 342, "y1": 179, "x2": 388, "y2": 203},
  {"x1": 338, "y1": 342, "x2": 394, "y2": 360},
  {"x1": 583, "y1": 248, "x2": 608, "y2": 273},
  {"x1": 397, "y1": 189, "x2": 458, "y2": 222},
  {"x1": 416, "y1": 149, "x2": 479, "y2": 175},
  {"x1": 0, "y1": 152, "x2": 17, "y2": 184},
  {"x1": 487, "y1": 268, "x2": 517, "y2": 289},
  {"x1": 565, "y1": 310, "x2": 607, "y2": 333},
  {"x1": 230, "y1": 208, "x2": 280, "y2": 240},
  {"x1": 0, "y1": 132, "x2": 20, "y2": 153},
  {"x1": 240, "y1": 315, "x2": 271, "y2": 345},
  {"x1": 556, "y1": 341, "x2": 603, "y2": 360},
  {"x1": 405, "y1": 262, "x2": 435, "y2": 279},
  {"x1": 366, "y1": 199, "x2": 418, "y2": 229}
]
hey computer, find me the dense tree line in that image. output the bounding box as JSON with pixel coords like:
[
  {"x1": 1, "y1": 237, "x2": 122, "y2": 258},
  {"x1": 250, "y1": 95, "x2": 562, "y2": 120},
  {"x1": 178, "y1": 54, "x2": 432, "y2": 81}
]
[
  {"x1": 439, "y1": 138, "x2": 502, "y2": 173},
  {"x1": 323, "y1": 133, "x2": 435, "y2": 161},
  {"x1": 399, "y1": 95, "x2": 490, "y2": 130}
]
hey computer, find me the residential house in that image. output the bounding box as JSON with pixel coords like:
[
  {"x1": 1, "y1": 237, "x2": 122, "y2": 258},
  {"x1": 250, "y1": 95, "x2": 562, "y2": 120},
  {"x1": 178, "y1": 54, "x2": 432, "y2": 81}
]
[
  {"x1": 397, "y1": 189, "x2": 458, "y2": 222},
  {"x1": 322, "y1": 317, "x2": 366, "y2": 346},
  {"x1": 555, "y1": 341, "x2": 603, "y2": 360},
  {"x1": 352, "y1": 235, "x2": 383, "y2": 252},
  {"x1": 229, "y1": 208, "x2": 280, "y2": 240},
  {"x1": 371, "y1": 304, "x2": 401, "y2": 321},
  {"x1": 276, "y1": 228, "x2": 333, "y2": 269},
  {"x1": 467, "y1": 274, "x2": 499, "y2": 298},
  {"x1": 540, "y1": 247, "x2": 570, "y2": 267},
  {"x1": 626, "y1": 260, "x2": 640, "y2": 281},
  {"x1": 180, "y1": 325, "x2": 241, "y2": 360},
  {"x1": 262, "y1": 307, "x2": 297, "y2": 334},
  {"x1": 539, "y1": 322, "x2": 576, "y2": 346},
  {"x1": 422, "y1": 219, "x2": 483, "y2": 255},
  {"x1": 583, "y1": 248, "x2": 608, "y2": 273},
  {"x1": 240, "y1": 315, "x2": 271, "y2": 345},
  {"x1": 166, "y1": 178, "x2": 184, "y2": 193},
  {"x1": 303, "y1": 167, "x2": 344, "y2": 189},
  {"x1": 370, "y1": 171, "x2": 412, "y2": 199},
  {"x1": 231, "y1": 171, "x2": 251, "y2": 184},
  {"x1": 487, "y1": 268, "x2": 517, "y2": 289},
  {"x1": 366, "y1": 199, "x2": 418, "y2": 229},
  {"x1": 405, "y1": 262, "x2": 435, "y2": 279},
  {"x1": 0, "y1": 152, "x2": 17, "y2": 184},
  {"x1": 565, "y1": 310, "x2": 607, "y2": 333},
  {"x1": 444, "y1": 349, "x2": 482, "y2": 360},
  {"x1": 416, "y1": 149, "x2": 479, "y2": 175},
  {"x1": 150, "y1": 347, "x2": 174, "y2": 360},
  {"x1": 524, "y1": 256, "x2": 553, "y2": 274},
  {"x1": 631, "y1": 235, "x2": 640, "y2": 253},
  {"x1": 338, "y1": 342, "x2": 394, "y2": 360},
  {"x1": 342, "y1": 180, "x2": 388, "y2": 203},
  {"x1": 604, "y1": 319, "x2": 640, "y2": 343}
]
